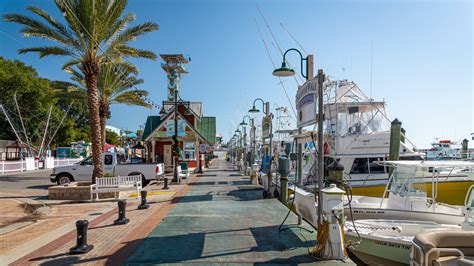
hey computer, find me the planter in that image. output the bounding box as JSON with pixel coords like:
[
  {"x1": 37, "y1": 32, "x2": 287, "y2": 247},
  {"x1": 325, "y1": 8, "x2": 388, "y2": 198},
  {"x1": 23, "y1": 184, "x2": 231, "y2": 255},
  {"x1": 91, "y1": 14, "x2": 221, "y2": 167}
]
[{"x1": 48, "y1": 181, "x2": 116, "y2": 200}]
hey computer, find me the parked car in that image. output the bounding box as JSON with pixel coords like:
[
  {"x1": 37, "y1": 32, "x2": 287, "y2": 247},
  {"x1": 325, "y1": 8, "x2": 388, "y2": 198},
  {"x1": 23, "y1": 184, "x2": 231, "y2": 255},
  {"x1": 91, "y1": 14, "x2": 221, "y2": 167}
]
[{"x1": 50, "y1": 153, "x2": 164, "y2": 186}]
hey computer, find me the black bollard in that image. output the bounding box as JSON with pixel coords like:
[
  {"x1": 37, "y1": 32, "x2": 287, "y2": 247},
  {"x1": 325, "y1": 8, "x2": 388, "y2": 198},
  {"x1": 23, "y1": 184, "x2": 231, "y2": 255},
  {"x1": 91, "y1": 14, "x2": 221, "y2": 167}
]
[
  {"x1": 162, "y1": 177, "x2": 169, "y2": 189},
  {"x1": 70, "y1": 220, "x2": 93, "y2": 254},
  {"x1": 138, "y1": 190, "x2": 150, "y2": 210},
  {"x1": 114, "y1": 200, "x2": 129, "y2": 225}
]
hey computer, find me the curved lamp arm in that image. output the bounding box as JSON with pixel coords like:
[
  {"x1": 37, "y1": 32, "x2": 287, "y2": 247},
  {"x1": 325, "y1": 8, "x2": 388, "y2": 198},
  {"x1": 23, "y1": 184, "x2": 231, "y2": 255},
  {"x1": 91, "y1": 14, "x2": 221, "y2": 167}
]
[
  {"x1": 240, "y1": 115, "x2": 252, "y2": 125},
  {"x1": 249, "y1": 98, "x2": 267, "y2": 113},
  {"x1": 282, "y1": 48, "x2": 307, "y2": 79}
]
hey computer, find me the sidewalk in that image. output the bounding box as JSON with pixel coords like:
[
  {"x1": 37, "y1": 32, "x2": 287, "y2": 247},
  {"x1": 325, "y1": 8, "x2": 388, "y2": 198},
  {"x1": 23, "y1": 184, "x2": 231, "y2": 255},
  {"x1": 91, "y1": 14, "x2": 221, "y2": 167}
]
[
  {"x1": 126, "y1": 159, "x2": 352, "y2": 265},
  {"x1": 4, "y1": 176, "x2": 190, "y2": 265},
  {"x1": 6, "y1": 159, "x2": 353, "y2": 265}
]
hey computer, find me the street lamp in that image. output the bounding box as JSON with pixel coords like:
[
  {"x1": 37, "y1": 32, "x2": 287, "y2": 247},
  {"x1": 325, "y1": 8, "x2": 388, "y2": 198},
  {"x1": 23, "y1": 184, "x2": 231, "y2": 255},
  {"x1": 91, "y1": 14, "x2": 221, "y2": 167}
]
[
  {"x1": 275, "y1": 48, "x2": 325, "y2": 248},
  {"x1": 240, "y1": 115, "x2": 251, "y2": 126},
  {"x1": 272, "y1": 48, "x2": 310, "y2": 79},
  {"x1": 249, "y1": 97, "x2": 273, "y2": 197},
  {"x1": 248, "y1": 98, "x2": 267, "y2": 114}
]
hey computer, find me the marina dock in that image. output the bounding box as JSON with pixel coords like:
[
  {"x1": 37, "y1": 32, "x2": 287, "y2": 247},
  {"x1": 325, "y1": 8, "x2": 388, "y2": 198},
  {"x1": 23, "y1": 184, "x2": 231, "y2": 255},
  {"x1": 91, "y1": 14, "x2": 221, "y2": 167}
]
[{"x1": 126, "y1": 159, "x2": 352, "y2": 265}]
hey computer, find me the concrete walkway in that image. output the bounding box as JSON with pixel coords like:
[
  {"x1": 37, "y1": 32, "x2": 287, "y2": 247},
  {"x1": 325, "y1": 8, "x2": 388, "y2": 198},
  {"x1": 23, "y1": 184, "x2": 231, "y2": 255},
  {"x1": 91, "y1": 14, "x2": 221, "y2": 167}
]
[{"x1": 126, "y1": 159, "x2": 351, "y2": 265}]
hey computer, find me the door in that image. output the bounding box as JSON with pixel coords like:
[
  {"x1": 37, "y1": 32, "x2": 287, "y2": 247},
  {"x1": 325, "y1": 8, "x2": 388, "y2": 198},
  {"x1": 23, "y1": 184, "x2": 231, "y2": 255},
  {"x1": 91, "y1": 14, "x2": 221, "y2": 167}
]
[
  {"x1": 103, "y1": 154, "x2": 115, "y2": 176},
  {"x1": 164, "y1": 145, "x2": 172, "y2": 167},
  {"x1": 75, "y1": 156, "x2": 93, "y2": 181}
]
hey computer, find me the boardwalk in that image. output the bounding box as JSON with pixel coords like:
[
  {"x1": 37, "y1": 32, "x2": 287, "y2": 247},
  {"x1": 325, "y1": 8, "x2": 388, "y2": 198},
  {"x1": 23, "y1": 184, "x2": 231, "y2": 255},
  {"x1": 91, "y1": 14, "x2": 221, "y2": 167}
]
[{"x1": 126, "y1": 159, "x2": 352, "y2": 265}]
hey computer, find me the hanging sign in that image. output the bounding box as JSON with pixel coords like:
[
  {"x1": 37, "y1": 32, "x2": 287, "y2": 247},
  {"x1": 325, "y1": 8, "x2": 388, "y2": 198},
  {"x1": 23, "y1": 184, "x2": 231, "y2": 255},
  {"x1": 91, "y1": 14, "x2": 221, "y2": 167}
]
[
  {"x1": 166, "y1": 120, "x2": 186, "y2": 137},
  {"x1": 296, "y1": 78, "x2": 318, "y2": 127},
  {"x1": 262, "y1": 115, "x2": 272, "y2": 139},
  {"x1": 199, "y1": 144, "x2": 207, "y2": 154}
]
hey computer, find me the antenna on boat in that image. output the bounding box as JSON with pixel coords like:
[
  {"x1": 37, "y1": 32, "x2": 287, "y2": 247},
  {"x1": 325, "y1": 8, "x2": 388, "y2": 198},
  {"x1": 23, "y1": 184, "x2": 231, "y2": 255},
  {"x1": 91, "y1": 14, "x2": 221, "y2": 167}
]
[{"x1": 370, "y1": 40, "x2": 373, "y2": 101}]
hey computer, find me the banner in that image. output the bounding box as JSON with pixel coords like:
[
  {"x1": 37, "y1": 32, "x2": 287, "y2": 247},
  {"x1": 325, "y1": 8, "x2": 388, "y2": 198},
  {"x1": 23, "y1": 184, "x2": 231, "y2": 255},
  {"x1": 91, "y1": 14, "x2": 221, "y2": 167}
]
[
  {"x1": 296, "y1": 78, "x2": 318, "y2": 127},
  {"x1": 262, "y1": 116, "x2": 272, "y2": 139},
  {"x1": 166, "y1": 120, "x2": 186, "y2": 137}
]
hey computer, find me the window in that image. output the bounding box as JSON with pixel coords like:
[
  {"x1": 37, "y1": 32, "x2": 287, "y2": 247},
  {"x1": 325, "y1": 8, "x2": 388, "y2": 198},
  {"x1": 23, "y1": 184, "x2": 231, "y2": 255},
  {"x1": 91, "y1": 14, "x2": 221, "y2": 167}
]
[
  {"x1": 104, "y1": 154, "x2": 113, "y2": 165},
  {"x1": 350, "y1": 158, "x2": 369, "y2": 174},
  {"x1": 368, "y1": 157, "x2": 385, "y2": 173},
  {"x1": 181, "y1": 142, "x2": 196, "y2": 160},
  {"x1": 81, "y1": 156, "x2": 92, "y2": 166}
]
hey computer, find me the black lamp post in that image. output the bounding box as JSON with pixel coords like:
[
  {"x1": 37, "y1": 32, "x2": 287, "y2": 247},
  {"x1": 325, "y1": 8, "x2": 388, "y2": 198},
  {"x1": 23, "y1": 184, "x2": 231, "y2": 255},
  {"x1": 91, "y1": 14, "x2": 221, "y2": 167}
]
[
  {"x1": 273, "y1": 48, "x2": 324, "y2": 228},
  {"x1": 249, "y1": 97, "x2": 273, "y2": 197}
]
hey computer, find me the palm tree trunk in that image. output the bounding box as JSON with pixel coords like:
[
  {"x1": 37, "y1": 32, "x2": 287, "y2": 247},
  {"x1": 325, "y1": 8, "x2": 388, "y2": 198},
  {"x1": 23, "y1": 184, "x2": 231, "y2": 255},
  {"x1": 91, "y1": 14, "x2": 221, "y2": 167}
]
[
  {"x1": 83, "y1": 60, "x2": 103, "y2": 184},
  {"x1": 100, "y1": 101, "x2": 108, "y2": 151}
]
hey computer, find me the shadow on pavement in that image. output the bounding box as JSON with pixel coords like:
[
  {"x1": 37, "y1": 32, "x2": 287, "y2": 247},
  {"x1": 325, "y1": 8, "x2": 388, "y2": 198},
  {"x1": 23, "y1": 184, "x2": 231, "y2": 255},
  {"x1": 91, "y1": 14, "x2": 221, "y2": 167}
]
[
  {"x1": 122, "y1": 225, "x2": 316, "y2": 264},
  {"x1": 171, "y1": 194, "x2": 213, "y2": 203}
]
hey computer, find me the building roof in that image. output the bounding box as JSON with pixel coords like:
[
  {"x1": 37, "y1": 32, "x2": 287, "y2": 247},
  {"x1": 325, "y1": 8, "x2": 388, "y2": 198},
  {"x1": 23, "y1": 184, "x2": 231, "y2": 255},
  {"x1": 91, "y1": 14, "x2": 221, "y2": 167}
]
[
  {"x1": 142, "y1": 114, "x2": 216, "y2": 144},
  {"x1": 196, "y1": 117, "x2": 216, "y2": 144},
  {"x1": 142, "y1": 116, "x2": 161, "y2": 140}
]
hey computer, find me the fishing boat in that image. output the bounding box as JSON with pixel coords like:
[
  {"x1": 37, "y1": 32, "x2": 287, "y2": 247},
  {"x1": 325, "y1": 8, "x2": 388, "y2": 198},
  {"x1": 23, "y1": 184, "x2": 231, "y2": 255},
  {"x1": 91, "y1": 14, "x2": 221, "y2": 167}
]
[
  {"x1": 425, "y1": 139, "x2": 462, "y2": 160},
  {"x1": 346, "y1": 161, "x2": 474, "y2": 225},
  {"x1": 344, "y1": 184, "x2": 474, "y2": 265},
  {"x1": 295, "y1": 78, "x2": 471, "y2": 205}
]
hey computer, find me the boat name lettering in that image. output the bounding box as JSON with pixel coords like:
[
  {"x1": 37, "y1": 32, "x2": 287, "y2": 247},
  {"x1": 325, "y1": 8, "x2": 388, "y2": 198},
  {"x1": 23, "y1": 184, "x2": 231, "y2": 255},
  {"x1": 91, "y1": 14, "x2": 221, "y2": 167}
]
[{"x1": 374, "y1": 240, "x2": 410, "y2": 250}]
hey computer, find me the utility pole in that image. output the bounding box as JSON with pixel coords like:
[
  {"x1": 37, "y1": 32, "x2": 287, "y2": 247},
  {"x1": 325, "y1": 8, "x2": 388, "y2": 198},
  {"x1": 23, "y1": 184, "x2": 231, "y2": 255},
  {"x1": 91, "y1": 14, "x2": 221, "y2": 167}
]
[{"x1": 316, "y1": 69, "x2": 325, "y2": 225}]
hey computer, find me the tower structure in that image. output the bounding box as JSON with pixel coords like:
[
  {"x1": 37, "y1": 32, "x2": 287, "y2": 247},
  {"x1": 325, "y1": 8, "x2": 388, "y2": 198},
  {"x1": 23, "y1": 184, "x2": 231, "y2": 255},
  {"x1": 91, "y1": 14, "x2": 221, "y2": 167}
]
[{"x1": 160, "y1": 54, "x2": 189, "y2": 100}]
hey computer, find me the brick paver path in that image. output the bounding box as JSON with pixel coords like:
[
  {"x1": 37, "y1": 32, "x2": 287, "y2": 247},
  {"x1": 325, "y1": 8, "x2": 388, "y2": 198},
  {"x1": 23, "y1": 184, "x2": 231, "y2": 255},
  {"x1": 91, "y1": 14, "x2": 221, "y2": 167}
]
[{"x1": 125, "y1": 159, "x2": 351, "y2": 265}]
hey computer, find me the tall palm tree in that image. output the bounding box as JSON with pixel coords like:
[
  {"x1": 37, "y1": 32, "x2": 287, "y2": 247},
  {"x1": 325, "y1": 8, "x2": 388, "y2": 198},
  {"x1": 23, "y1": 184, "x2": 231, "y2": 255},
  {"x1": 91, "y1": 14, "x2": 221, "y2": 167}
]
[
  {"x1": 4, "y1": 0, "x2": 158, "y2": 182},
  {"x1": 64, "y1": 61, "x2": 152, "y2": 149}
]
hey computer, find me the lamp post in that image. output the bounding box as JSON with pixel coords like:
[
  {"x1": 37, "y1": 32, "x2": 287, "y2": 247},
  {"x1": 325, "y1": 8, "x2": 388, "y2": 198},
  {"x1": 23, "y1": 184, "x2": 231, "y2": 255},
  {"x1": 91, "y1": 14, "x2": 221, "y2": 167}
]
[
  {"x1": 273, "y1": 48, "x2": 319, "y2": 225},
  {"x1": 273, "y1": 48, "x2": 314, "y2": 187},
  {"x1": 249, "y1": 98, "x2": 273, "y2": 197},
  {"x1": 240, "y1": 115, "x2": 252, "y2": 171}
]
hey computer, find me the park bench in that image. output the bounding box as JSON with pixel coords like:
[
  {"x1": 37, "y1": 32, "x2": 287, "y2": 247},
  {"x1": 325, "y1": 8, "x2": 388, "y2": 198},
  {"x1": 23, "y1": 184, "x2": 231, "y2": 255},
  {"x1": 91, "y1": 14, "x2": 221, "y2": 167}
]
[
  {"x1": 90, "y1": 175, "x2": 142, "y2": 200},
  {"x1": 177, "y1": 164, "x2": 190, "y2": 184}
]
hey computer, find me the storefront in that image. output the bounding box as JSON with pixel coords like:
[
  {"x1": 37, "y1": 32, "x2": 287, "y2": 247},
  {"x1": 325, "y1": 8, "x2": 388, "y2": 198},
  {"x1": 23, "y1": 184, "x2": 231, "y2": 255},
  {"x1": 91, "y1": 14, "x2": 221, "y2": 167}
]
[{"x1": 142, "y1": 102, "x2": 216, "y2": 171}]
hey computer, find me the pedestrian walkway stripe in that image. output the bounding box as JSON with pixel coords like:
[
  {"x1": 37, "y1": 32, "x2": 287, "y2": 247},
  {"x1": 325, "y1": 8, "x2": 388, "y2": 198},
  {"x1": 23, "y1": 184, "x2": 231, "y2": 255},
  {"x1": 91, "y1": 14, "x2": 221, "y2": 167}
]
[{"x1": 129, "y1": 191, "x2": 176, "y2": 198}]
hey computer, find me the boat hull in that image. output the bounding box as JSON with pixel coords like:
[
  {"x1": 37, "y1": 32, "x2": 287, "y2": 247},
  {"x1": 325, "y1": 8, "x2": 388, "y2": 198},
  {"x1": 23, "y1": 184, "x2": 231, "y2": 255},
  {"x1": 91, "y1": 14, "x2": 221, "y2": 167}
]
[
  {"x1": 346, "y1": 208, "x2": 464, "y2": 225},
  {"x1": 345, "y1": 233, "x2": 411, "y2": 265}
]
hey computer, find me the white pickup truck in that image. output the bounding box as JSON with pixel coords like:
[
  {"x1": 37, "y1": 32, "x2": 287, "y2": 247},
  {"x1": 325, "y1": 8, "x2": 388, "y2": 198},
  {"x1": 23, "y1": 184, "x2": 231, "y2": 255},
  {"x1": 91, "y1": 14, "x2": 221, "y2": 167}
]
[{"x1": 50, "y1": 153, "x2": 164, "y2": 186}]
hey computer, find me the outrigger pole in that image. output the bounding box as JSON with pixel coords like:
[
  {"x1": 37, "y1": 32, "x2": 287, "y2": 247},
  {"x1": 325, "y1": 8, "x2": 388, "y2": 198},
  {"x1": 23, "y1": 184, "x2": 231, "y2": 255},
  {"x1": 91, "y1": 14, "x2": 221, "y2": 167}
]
[
  {"x1": 13, "y1": 93, "x2": 32, "y2": 157},
  {"x1": 0, "y1": 104, "x2": 24, "y2": 144}
]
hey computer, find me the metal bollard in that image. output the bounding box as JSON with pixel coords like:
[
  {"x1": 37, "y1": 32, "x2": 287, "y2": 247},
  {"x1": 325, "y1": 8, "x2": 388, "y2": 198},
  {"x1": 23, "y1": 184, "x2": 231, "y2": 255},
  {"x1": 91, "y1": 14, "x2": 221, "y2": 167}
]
[
  {"x1": 114, "y1": 200, "x2": 129, "y2": 225},
  {"x1": 70, "y1": 220, "x2": 93, "y2": 254},
  {"x1": 138, "y1": 190, "x2": 150, "y2": 210},
  {"x1": 163, "y1": 177, "x2": 169, "y2": 189}
]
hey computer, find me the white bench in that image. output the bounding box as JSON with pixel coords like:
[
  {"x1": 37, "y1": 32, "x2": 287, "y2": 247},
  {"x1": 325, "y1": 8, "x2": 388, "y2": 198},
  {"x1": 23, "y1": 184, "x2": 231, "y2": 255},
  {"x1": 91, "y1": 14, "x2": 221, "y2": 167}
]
[
  {"x1": 90, "y1": 175, "x2": 142, "y2": 200},
  {"x1": 177, "y1": 166, "x2": 190, "y2": 184}
]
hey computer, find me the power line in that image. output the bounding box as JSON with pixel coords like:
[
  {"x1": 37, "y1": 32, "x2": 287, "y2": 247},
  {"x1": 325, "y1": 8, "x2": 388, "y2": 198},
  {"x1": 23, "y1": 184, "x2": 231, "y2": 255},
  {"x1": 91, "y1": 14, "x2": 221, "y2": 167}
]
[
  {"x1": 256, "y1": 2, "x2": 305, "y2": 85},
  {"x1": 254, "y1": 19, "x2": 297, "y2": 119}
]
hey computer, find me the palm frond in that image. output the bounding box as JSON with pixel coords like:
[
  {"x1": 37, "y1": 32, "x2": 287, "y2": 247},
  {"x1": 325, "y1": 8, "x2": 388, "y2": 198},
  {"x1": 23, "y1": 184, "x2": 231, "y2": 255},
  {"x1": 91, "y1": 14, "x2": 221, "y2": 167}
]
[
  {"x1": 112, "y1": 45, "x2": 157, "y2": 60},
  {"x1": 112, "y1": 90, "x2": 152, "y2": 108},
  {"x1": 19, "y1": 46, "x2": 75, "y2": 58},
  {"x1": 26, "y1": 6, "x2": 78, "y2": 47},
  {"x1": 108, "y1": 22, "x2": 158, "y2": 48}
]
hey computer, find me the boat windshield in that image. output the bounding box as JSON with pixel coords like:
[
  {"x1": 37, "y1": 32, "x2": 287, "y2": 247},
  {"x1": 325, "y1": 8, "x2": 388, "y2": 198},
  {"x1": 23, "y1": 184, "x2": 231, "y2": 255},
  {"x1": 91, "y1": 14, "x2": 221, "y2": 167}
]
[{"x1": 334, "y1": 104, "x2": 389, "y2": 136}]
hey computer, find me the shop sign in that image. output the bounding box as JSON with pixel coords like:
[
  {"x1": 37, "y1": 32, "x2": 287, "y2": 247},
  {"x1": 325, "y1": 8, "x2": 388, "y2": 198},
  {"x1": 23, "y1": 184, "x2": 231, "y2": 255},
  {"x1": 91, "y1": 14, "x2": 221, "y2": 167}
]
[{"x1": 166, "y1": 120, "x2": 186, "y2": 137}]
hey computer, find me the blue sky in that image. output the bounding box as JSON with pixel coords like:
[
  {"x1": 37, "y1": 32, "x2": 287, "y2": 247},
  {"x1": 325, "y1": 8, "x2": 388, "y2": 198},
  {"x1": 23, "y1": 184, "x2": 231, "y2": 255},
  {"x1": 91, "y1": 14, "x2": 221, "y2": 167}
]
[{"x1": 1, "y1": 0, "x2": 472, "y2": 148}]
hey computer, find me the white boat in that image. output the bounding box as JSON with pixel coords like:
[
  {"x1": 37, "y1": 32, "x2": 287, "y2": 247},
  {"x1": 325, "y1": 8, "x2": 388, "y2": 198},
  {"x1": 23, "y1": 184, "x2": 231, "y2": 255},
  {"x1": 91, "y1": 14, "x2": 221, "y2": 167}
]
[
  {"x1": 292, "y1": 161, "x2": 474, "y2": 226},
  {"x1": 425, "y1": 139, "x2": 462, "y2": 160},
  {"x1": 344, "y1": 185, "x2": 474, "y2": 265},
  {"x1": 346, "y1": 160, "x2": 474, "y2": 225},
  {"x1": 295, "y1": 79, "x2": 472, "y2": 205}
]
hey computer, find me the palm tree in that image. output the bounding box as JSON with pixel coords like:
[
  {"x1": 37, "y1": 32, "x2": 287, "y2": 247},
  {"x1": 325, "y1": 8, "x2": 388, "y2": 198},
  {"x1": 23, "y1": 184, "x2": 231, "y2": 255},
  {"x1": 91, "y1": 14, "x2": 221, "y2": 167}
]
[
  {"x1": 63, "y1": 61, "x2": 152, "y2": 149},
  {"x1": 4, "y1": 0, "x2": 158, "y2": 182}
]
